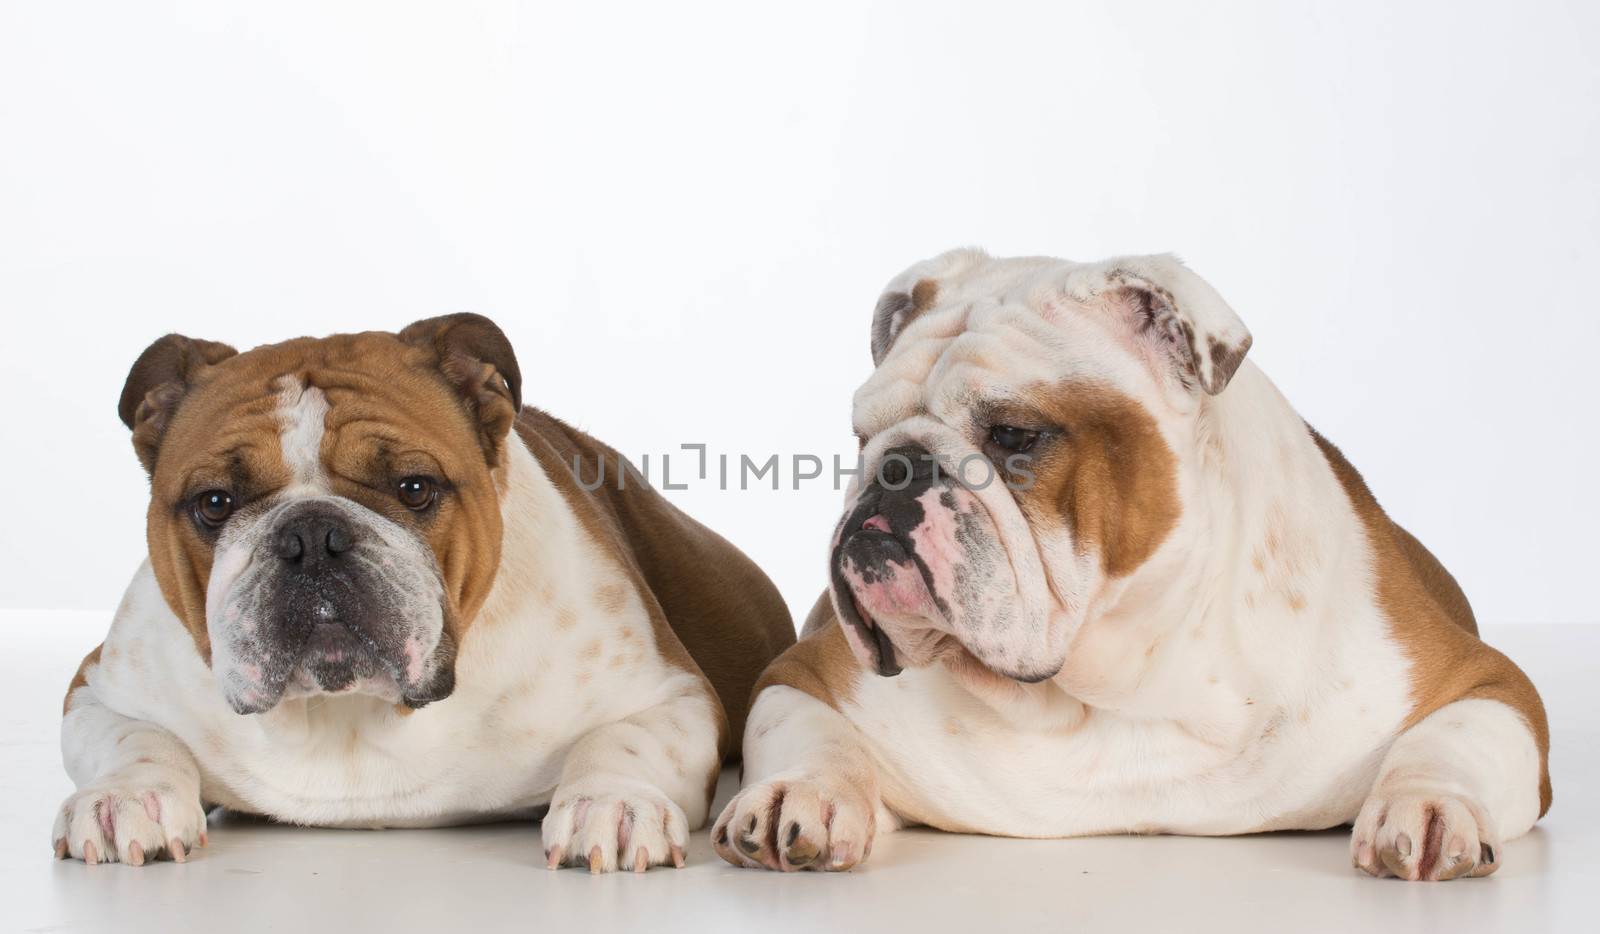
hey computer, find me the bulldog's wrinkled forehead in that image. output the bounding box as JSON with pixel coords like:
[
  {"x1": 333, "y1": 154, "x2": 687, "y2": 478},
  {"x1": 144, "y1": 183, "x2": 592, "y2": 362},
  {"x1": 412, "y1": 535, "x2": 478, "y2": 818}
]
[
  {"x1": 152, "y1": 332, "x2": 482, "y2": 496},
  {"x1": 853, "y1": 252, "x2": 1169, "y2": 437},
  {"x1": 124, "y1": 315, "x2": 519, "y2": 669}
]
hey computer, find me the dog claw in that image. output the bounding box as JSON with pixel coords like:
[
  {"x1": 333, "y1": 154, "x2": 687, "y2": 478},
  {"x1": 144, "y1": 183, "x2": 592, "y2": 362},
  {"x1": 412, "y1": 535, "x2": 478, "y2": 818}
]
[
  {"x1": 1352, "y1": 792, "x2": 1496, "y2": 882},
  {"x1": 544, "y1": 787, "x2": 688, "y2": 875},
  {"x1": 737, "y1": 831, "x2": 761, "y2": 856},
  {"x1": 670, "y1": 844, "x2": 686, "y2": 868},
  {"x1": 53, "y1": 784, "x2": 208, "y2": 866}
]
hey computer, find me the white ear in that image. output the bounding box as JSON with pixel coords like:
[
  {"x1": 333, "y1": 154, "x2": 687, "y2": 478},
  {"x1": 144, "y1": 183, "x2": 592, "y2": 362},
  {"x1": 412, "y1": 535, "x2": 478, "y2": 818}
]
[{"x1": 1067, "y1": 254, "x2": 1253, "y2": 395}]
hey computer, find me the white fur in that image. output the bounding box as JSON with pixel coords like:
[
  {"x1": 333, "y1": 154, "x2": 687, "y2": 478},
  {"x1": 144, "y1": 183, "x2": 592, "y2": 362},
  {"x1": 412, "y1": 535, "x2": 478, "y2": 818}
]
[
  {"x1": 59, "y1": 436, "x2": 721, "y2": 871},
  {"x1": 276, "y1": 378, "x2": 331, "y2": 491},
  {"x1": 725, "y1": 251, "x2": 1543, "y2": 874}
]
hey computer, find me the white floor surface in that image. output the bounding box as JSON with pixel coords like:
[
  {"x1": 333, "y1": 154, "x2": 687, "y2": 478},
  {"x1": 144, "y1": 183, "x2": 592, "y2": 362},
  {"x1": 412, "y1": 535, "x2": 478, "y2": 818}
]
[{"x1": 3, "y1": 612, "x2": 1594, "y2": 933}]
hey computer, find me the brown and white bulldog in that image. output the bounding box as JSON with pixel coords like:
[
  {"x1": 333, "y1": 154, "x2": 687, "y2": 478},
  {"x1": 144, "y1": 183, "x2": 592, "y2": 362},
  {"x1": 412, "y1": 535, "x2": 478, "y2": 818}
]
[
  {"x1": 55, "y1": 314, "x2": 794, "y2": 871},
  {"x1": 713, "y1": 249, "x2": 1550, "y2": 881}
]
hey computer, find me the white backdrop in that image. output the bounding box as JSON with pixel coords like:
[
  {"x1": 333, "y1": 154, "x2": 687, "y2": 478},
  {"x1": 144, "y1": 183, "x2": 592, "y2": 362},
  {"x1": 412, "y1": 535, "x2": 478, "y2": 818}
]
[{"x1": 2, "y1": 0, "x2": 1596, "y2": 626}]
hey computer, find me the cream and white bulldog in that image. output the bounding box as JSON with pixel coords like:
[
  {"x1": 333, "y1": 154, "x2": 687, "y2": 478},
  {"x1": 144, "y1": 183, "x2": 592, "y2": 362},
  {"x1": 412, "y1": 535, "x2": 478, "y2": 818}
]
[
  {"x1": 55, "y1": 314, "x2": 794, "y2": 871},
  {"x1": 714, "y1": 250, "x2": 1550, "y2": 881}
]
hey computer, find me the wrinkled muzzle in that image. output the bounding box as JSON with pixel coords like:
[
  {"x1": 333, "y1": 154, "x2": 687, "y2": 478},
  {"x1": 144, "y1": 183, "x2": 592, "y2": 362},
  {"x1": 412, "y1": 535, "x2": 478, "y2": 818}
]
[
  {"x1": 206, "y1": 496, "x2": 455, "y2": 714},
  {"x1": 830, "y1": 443, "x2": 1063, "y2": 683}
]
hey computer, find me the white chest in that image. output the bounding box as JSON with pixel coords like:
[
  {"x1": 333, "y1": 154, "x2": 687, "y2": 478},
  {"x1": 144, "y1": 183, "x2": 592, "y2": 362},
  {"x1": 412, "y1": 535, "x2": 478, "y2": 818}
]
[
  {"x1": 93, "y1": 560, "x2": 680, "y2": 828},
  {"x1": 842, "y1": 601, "x2": 1414, "y2": 836}
]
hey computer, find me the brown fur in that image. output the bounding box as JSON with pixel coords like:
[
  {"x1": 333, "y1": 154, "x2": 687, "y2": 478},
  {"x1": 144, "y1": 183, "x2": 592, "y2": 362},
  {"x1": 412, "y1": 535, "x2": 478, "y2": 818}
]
[
  {"x1": 758, "y1": 596, "x2": 991, "y2": 834},
  {"x1": 752, "y1": 592, "x2": 861, "y2": 711},
  {"x1": 1021, "y1": 381, "x2": 1182, "y2": 577},
  {"x1": 135, "y1": 330, "x2": 512, "y2": 665},
  {"x1": 396, "y1": 314, "x2": 523, "y2": 466},
  {"x1": 99, "y1": 319, "x2": 792, "y2": 792},
  {"x1": 517, "y1": 409, "x2": 795, "y2": 759},
  {"x1": 120, "y1": 334, "x2": 241, "y2": 473},
  {"x1": 754, "y1": 384, "x2": 1181, "y2": 712},
  {"x1": 910, "y1": 278, "x2": 939, "y2": 316},
  {"x1": 1205, "y1": 335, "x2": 1251, "y2": 394},
  {"x1": 870, "y1": 279, "x2": 941, "y2": 364},
  {"x1": 1309, "y1": 427, "x2": 1551, "y2": 816},
  {"x1": 64, "y1": 645, "x2": 103, "y2": 714}
]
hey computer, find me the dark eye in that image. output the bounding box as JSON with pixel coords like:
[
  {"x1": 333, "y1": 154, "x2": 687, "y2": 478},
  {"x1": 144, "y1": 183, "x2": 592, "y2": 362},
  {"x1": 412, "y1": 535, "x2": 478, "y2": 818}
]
[
  {"x1": 193, "y1": 490, "x2": 235, "y2": 527},
  {"x1": 987, "y1": 425, "x2": 1040, "y2": 453},
  {"x1": 397, "y1": 476, "x2": 436, "y2": 511}
]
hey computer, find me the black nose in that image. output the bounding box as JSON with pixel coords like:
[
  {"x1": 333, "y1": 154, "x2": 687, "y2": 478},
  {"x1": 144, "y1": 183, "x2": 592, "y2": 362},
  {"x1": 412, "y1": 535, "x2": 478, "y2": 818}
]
[
  {"x1": 839, "y1": 443, "x2": 940, "y2": 540},
  {"x1": 876, "y1": 443, "x2": 934, "y2": 489},
  {"x1": 273, "y1": 511, "x2": 356, "y2": 567}
]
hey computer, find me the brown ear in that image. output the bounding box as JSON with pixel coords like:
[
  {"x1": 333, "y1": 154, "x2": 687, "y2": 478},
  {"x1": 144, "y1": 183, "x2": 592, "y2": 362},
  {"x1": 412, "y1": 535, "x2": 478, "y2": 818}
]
[
  {"x1": 398, "y1": 313, "x2": 522, "y2": 464},
  {"x1": 118, "y1": 334, "x2": 239, "y2": 473}
]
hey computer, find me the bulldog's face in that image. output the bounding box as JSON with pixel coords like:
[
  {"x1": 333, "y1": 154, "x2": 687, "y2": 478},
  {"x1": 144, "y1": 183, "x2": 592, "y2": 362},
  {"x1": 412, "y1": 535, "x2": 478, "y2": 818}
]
[
  {"x1": 831, "y1": 250, "x2": 1252, "y2": 683},
  {"x1": 119, "y1": 315, "x2": 521, "y2": 713}
]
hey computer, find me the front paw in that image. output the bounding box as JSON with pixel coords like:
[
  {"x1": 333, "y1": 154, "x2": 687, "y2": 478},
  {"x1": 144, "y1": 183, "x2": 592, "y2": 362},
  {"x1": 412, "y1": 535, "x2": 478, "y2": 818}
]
[
  {"x1": 711, "y1": 772, "x2": 877, "y2": 872},
  {"x1": 542, "y1": 778, "x2": 689, "y2": 873},
  {"x1": 53, "y1": 780, "x2": 207, "y2": 866},
  {"x1": 1350, "y1": 791, "x2": 1499, "y2": 881}
]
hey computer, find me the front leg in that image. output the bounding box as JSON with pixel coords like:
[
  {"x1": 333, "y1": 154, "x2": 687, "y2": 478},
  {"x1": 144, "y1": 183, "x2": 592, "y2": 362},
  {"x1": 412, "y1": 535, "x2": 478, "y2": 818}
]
[
  {"x1": 1351, "y1": 697, "x2": 1547, "y2": 881},
  {"x1": 56, "y1": 655, "x2": 209, "y2": 865},
  {"x1": 712, "y1": 685, "x2": 886, "y2": 872},
  {"x1": 542, "y1": 678, "x2": 722, "y2": 873}
]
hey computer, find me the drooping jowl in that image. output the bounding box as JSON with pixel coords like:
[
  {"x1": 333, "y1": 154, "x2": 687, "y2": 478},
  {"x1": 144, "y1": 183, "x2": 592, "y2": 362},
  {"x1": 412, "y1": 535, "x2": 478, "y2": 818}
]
[
  {"x1": 56, "y1": 315, "x2": 794, "y2": 872},
  {"x1": 718, "y1": 248, "x2": 1548, "y2": 883}
]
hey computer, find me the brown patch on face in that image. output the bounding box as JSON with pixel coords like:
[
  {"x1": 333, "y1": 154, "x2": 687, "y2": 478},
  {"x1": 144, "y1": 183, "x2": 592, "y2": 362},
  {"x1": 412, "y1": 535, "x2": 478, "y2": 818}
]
[
  {"x1": 138, "y1": 329, "x2": 511, "y2": 667},
  {"x1": 63, "y1": 644, "x2": 103, "y2": 714},
  {"x1": 1310, "y1": 427, "x2": 1551, "y2": 817},
  {"x1": 142, "y1": 370, "x2": 291, "y2": 662},
  {"x1": 516, "y1": 408, "x2": 795, "y2": 764},
  {"x1": 1016, "y1": 381, "x2": 1181, "y2": 577},
  {"x1": 752, "y1": 592, "x2": 861, "y2": 711}
]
